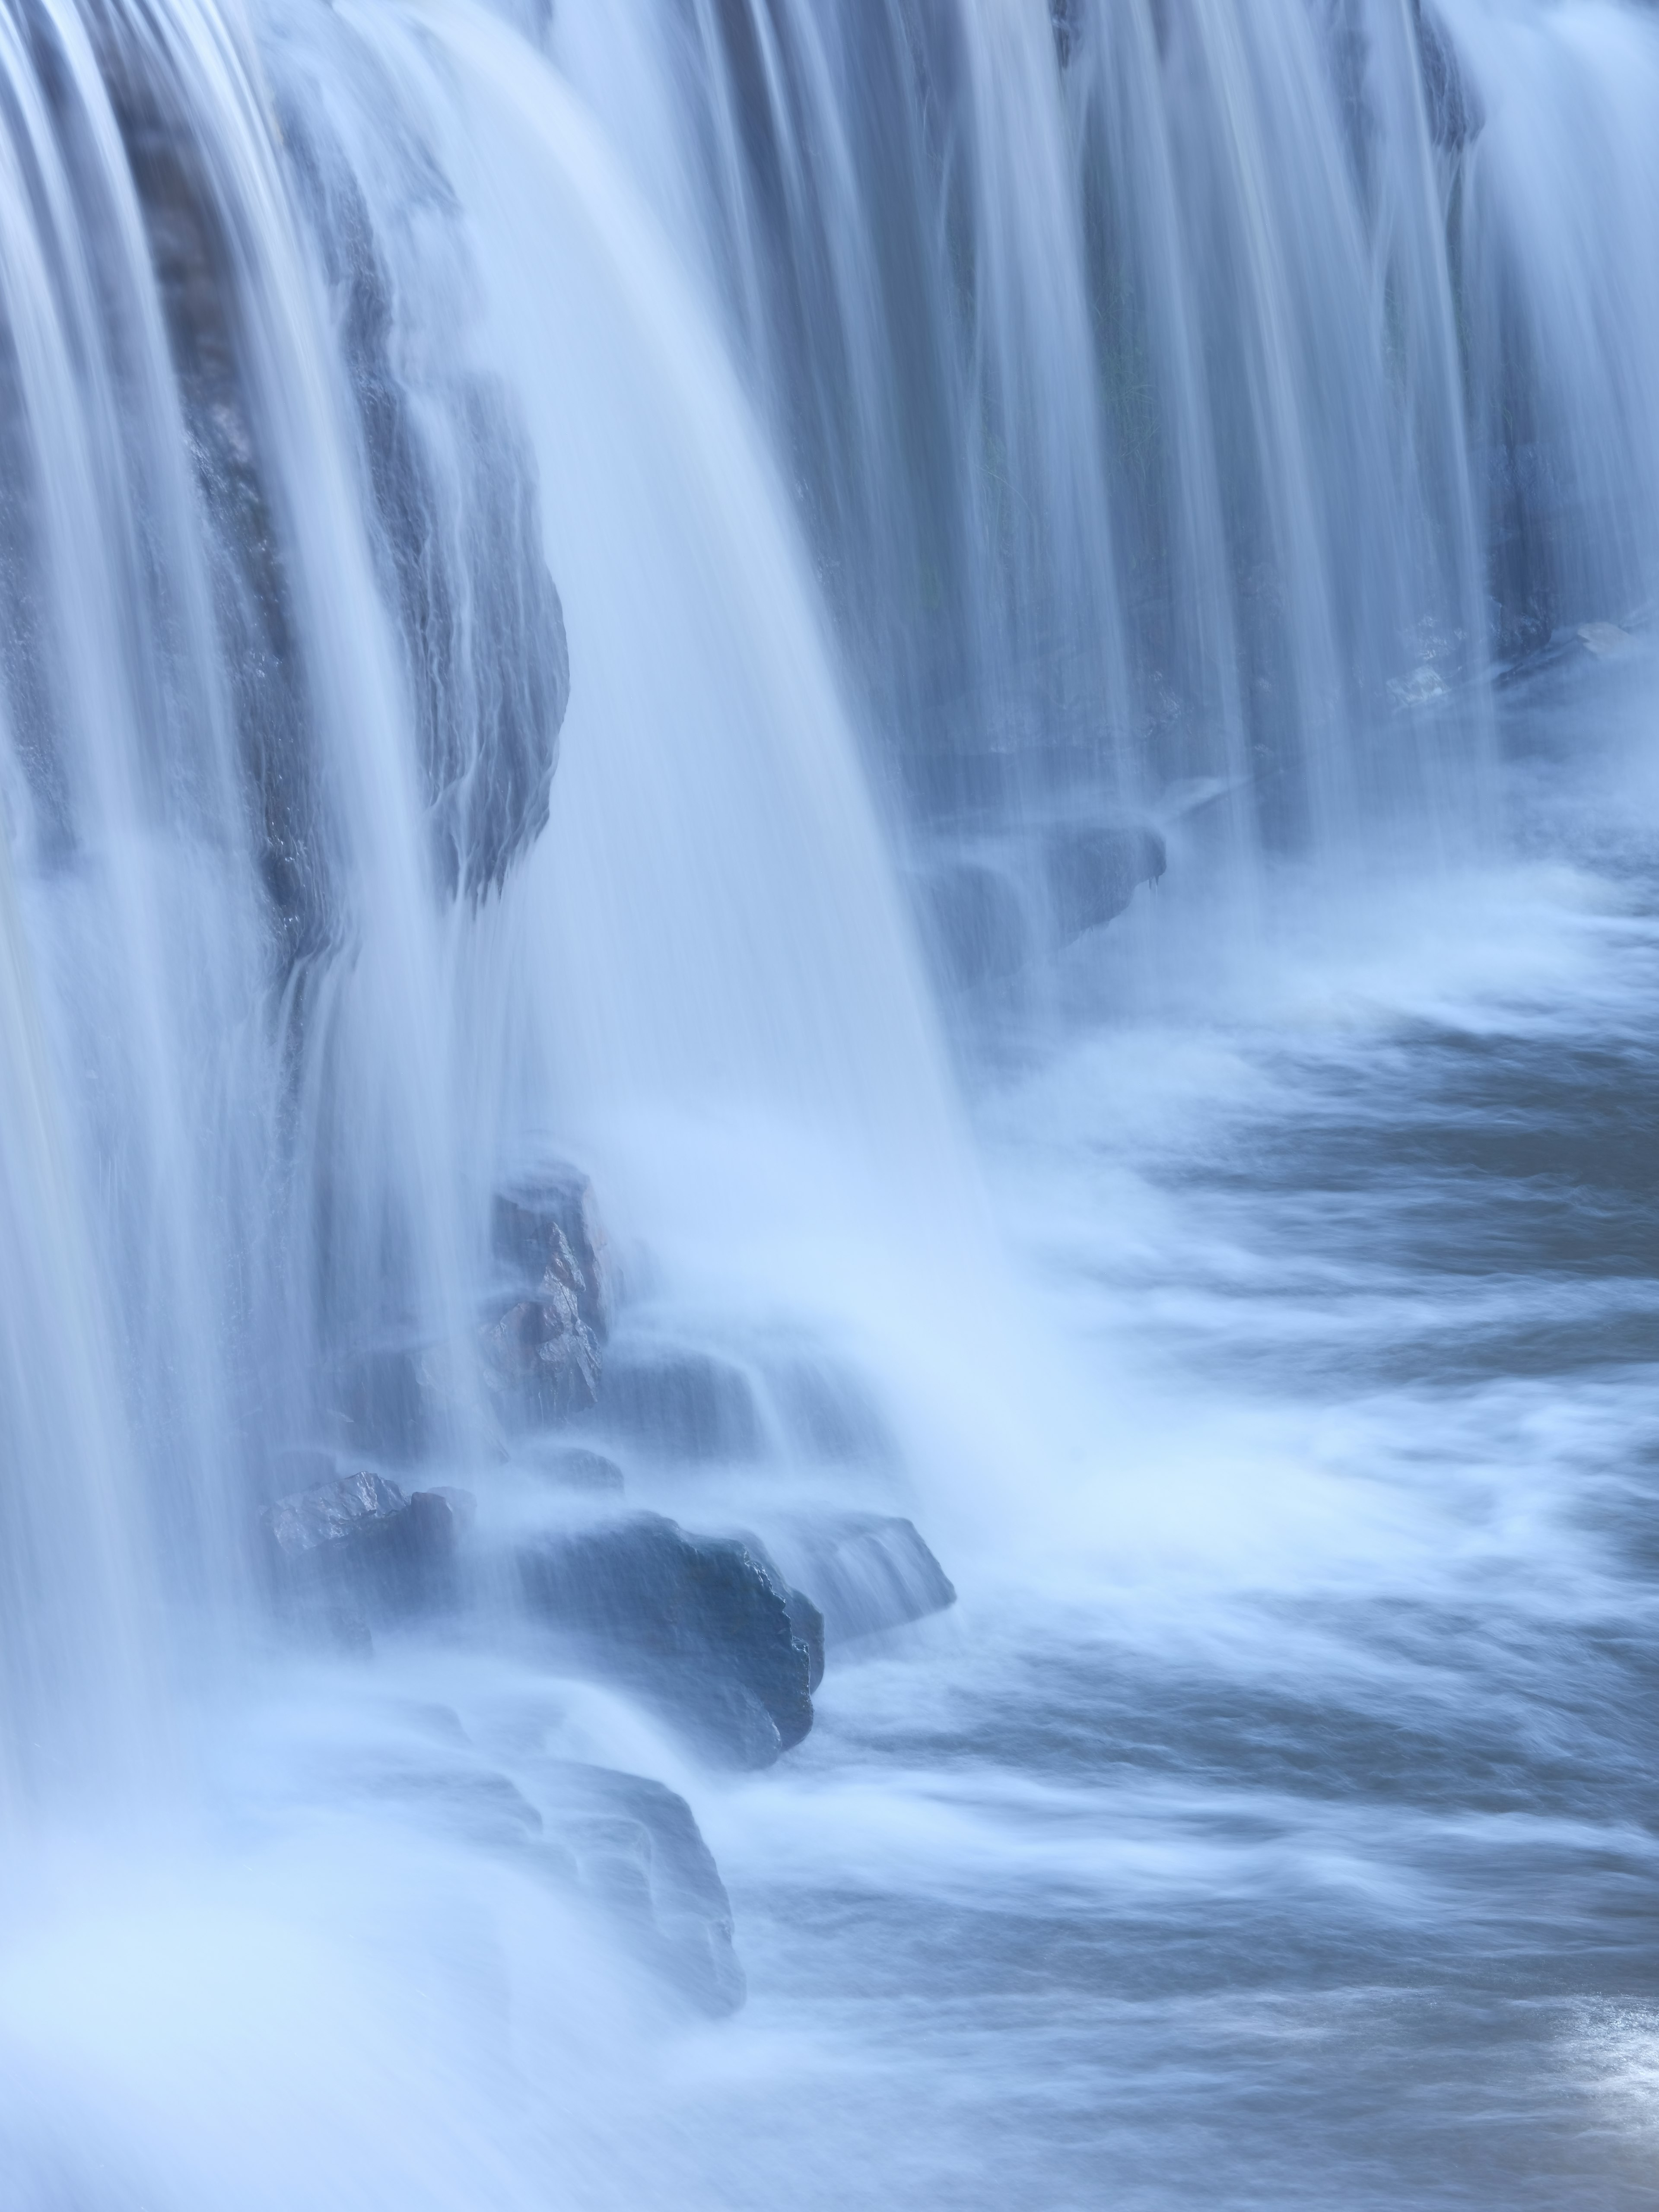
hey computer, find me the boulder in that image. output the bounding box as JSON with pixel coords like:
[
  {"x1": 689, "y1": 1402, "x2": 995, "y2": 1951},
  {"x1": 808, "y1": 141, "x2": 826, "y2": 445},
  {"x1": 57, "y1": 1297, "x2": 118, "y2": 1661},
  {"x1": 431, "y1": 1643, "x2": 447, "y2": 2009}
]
[
  {"x1": 1045, "y1": 822, "x2": 1166, "y2": 946},
  {"x1": 493, "y1": 1166, "x2": 610, "y2": 1339},
  {"x1": 518, "y1": 1512, "x2": 814, "y2": 1766},
  {"x1": 259, "y1": 1469, "x2": 470, "y2": 1625},
  {"x1": 597, "y1": 1344, "x2": 763, "y2": 1462},
  {"x1": 478, "y1": 1284, "x2": 601, "y2": 1426},
  {"x1": 782, "y1": 1583, "x2": 826, "y2": 1694},
  {"x1": 768, "y1": 1514, "x2": 956, "y2": 1650},
  {"x1": 538, "y1": 1761, "x2": 745, "y2": 2016}
]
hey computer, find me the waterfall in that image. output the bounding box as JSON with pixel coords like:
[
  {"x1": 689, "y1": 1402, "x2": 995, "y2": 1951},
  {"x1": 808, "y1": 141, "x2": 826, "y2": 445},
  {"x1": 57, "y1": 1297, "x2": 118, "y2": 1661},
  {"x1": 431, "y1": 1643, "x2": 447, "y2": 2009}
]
[{"x1": 4, "y1": 0, "x2": 1659, "y2": 2200}]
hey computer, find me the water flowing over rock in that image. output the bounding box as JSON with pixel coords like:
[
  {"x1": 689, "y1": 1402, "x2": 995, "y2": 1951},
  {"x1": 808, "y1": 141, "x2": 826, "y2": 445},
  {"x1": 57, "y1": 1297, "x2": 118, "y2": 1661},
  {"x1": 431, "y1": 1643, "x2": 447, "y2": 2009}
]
[
  {"x1": 768, "y1": 1515, "x2": 957, "y2": 1651},
  {"x1": 4, "y1": 0, "x2": 1659, "y2": 2195},
  {"x1": 538, "y1": 1761, "x2": 745, "y2": 2018}
]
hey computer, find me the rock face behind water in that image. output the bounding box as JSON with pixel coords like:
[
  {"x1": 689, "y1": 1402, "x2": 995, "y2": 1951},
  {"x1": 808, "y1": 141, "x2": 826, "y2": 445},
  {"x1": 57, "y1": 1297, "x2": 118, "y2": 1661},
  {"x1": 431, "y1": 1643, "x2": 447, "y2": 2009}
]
[{"x1": 518, "y1": 1513, "x2": 815, "y2": 1766}]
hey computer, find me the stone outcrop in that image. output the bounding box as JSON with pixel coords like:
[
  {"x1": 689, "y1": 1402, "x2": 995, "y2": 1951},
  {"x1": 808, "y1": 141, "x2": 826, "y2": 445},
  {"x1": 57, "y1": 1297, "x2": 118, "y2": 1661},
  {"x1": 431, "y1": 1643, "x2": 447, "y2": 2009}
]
[
  {"x1": 493, "y1": 1168, "x2": 610, "y2": 1341},
  {"x1": 259, "y1": 1468, "x2": 473, "y2": 1630},
  {"x1": 518, "y1": 1512, "x2": 815, "y2": 1766},
  {"x1": 767, "y1": 1513, "x2": 956, "y2": 1650}
]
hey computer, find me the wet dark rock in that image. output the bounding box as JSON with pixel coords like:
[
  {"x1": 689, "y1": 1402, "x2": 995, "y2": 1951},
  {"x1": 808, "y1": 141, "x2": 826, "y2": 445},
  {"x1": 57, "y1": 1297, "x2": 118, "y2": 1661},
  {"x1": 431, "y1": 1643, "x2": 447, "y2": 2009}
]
[
  {"x1": 769, "y1": 1514, "x2": 956, "y2": 1650},
  {"x1": 493, "y1": 1167, "x2": 610, "y2": 1339},
  {"x1": 539, "y1": 1762, "x2": 745, "y2": 2016},
  {"x1": 598, "y1": 1344, "x2": 763, "y2": 1462},
  {"x1": 783, "y1": 1584, "x2": 826, "y2": 1694},
  {"x1": 280, "y1": 72, "x2": 568, "y2": 905},
  {"x1": 518, "y1": 1512, "x2": 814, "y2": 1766},
  {"x1": 918, "y1": 861, "x2": 1030, "y2": 991},
  {"x1": 260, "y1": 1468, "x2": 470, "y2": 1624},
  {"x1": 479, "y1": 1288, "x2": 601, "y2": 1426},
  {"x1": 1045, "y1": 823, "x2": 1166, "y2": 945}
]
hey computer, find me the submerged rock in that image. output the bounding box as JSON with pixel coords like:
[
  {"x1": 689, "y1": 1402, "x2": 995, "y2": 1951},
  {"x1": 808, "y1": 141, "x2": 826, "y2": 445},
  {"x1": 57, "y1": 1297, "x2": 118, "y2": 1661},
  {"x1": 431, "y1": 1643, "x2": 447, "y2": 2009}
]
[
  {"x1": 597, "y1": 1343, "x2": 763, "y2": 1462},
  {"x1": 541, "y1": 1761, "x2": 745, "y2": 2016},
  {"x1": 1044, "y1": 823, "x2": 1166, "y2": 946},
  {"x1": 518, "y1": 1512, "x2": 814, "y2": 1766},
  {"x1": 769, "y1": 1514, "x2": 956, "y2": 1650}
]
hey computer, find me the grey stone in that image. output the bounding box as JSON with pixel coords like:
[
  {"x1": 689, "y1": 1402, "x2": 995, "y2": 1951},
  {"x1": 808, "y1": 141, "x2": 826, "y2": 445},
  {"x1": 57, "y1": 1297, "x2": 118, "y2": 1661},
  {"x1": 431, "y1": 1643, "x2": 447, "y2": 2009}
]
[
  {"x1": 769, "y1": 1514, "x2": 956, "y2": 1650},
  {"x1": 493, "y1": 1166, "x2": 610, "y2": 1339},
  {"x1": 518, "y1": 1512, "x2": 814, "y2": 1766},
  {"x1": 1045, "y1": 823, "x2": 1166, "y2": 945},
  {"x1": 259, "y1": 1468, "x2": 470, "y2": 1624}
]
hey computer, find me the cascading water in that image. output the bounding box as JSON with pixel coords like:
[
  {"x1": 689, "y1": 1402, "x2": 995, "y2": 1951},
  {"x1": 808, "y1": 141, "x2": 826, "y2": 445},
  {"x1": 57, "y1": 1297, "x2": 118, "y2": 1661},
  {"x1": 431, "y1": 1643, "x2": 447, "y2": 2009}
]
[{"x1": 3, "y1": 0, "x2": 1659, "y2": 2204}]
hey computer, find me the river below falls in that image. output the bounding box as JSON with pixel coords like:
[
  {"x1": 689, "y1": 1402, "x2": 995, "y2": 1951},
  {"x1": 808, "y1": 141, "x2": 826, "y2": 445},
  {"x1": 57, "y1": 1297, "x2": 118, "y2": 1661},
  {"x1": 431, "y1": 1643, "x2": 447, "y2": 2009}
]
[
  {"x1": 8, "y1": 655, "x2": 1659, "y2": 2209},
  {"x1": 681, "y1": 650, "x2": 1659, "y2": 2210}
]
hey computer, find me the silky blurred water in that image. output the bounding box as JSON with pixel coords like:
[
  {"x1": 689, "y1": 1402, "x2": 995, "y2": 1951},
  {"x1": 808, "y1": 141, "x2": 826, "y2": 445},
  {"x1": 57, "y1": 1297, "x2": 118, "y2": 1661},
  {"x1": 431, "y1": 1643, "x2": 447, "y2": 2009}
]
[{"x1": 4, "y1": 0, "x2": 1659, "y2": 2202}]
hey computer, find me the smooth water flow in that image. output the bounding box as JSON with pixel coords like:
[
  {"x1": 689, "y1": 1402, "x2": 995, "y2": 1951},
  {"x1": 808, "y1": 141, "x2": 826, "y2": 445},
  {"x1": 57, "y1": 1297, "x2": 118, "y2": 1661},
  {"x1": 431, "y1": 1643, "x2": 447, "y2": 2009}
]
[{"x1": 2, "y1": 0, "x2": 1658, "y2": 2203}]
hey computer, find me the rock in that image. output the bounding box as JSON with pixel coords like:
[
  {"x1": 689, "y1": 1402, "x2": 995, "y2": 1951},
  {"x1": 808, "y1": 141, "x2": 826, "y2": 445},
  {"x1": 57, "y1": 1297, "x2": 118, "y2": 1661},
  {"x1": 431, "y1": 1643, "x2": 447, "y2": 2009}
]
[
  {"x1": 1044, "y1": 823, "x2": 1165, "y2": 946},
  {"x1": 478, "y1": 1286, "x2": 601, "y2": 1426},
  {"x1": 493, "y1": 1166, "x2": 610, "y2": 1339},
  {"x1": 1578, "y1": 622, "x2": 1634, "y2": 659},
  {"x1": 259, "y1": 1469, "x2": 470, "y2": 1624},
  {"x1": 768, "y1": 1514, "x2": 956, "y2": 1650},
  {"x1": 518, "y1": 1512, "x2": 814, "y2": 1766},
  {"x1": 526, "y1": 1443, "x2": 626, "y2": 1494},
  {"x1": 539, "y1": 1762, "x2": 745, "y2": 2016},
  {"x1": 783, "y1": 1584, "x2": 826, "y2": 1694},
  {"x1": 918, "y1": 861, "x2": 1029, "y2": 990},
  {"x1": 597, "y1": 1344, "x2": 762, "y2": 1462}
]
